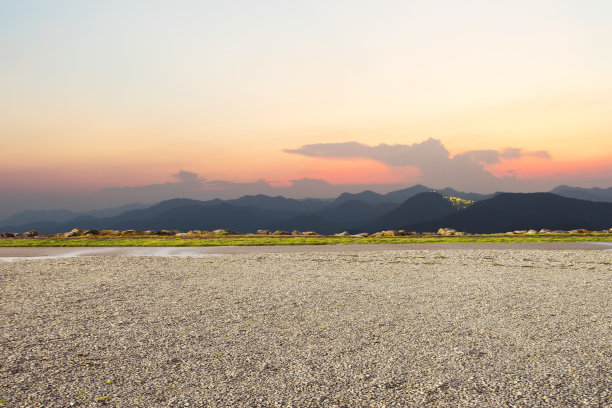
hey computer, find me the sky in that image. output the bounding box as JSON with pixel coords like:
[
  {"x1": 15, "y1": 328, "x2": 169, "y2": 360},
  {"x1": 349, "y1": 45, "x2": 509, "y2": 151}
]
[{"x1": 1, "y1": 0, "x2": 611, "y2": 217}]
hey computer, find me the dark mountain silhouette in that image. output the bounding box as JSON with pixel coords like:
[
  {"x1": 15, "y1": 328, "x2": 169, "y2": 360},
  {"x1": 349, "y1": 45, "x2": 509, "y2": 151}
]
[
  {"x1": 0, "y1": 220, "x2": 71, "y2": 235},
  {"x1": 379, "y1": 185, "x2": 492, "y2": 203},
  {"x1": 381, "y1": 184, "x2": 432, "y2": 203},
  {"x1": 271, "y1": 215, "x2": 344, "y2": 235},
  {"x1": 226, "y1": 194, "x2": 330, "y2": 213},
  {"x1": 434, "y1": 187, "x2": 494, "y2": 202},
  {"x1": 404, "y1": 193, "x2": 612, "y2": 233},
  {"x1": 88, "y1": 198, "x2": 224, "y2": 226},
  {"x1": 333, "y1": 190, "x2": 388, "y2": 205},
  {"x1": 2, "y1": 187, "x2": 611, "y2": 235},
  {"x1": 0, "y1": 185, "x2": 495, "y2": 229},
  {"x1": 0, "y1": 198, "x2": 298, "y2": 234},
  {"x1": 363, "y1": 192, "x2": 458, "y2": 232},
  {"x1": 317, "y1": 200, "x2": 397, "y2": 224},
  {"x1": 104, "y1": 203, "x2": 284, "y2": 232},
  {"x1": 0, "y1": 202, "x2": 148, "y2": 226},
  {"x1": 274, "y1": 200, "x2": 398, "y2": 234},
  {"x1": 5, "y1": 202, "x2": 302, "y2": 234},
  {"x1": 333, "y1": 185, "x2": 493, "y2": 206},
  {"x1": 0, "y1": 209, "x2": 79, "y2": 226},
  {"x1": 550, "y1": 185, "x2": 612, "y2": 202}
]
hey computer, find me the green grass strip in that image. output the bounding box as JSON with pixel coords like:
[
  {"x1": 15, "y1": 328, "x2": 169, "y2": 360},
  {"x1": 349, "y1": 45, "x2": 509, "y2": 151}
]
[{"x1": 0, "y1": 234, "x2": 610, "y2": 247}]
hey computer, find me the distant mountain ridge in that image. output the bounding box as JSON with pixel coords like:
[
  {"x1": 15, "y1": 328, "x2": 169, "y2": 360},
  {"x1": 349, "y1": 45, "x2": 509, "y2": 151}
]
[
  {"x1": 0, "y1": 203, "x2": 148, "y2": 226},
  {"x1": 333, "y1": 184, "x2": 492, "y2": 205},
  {"x1": 550, "y1": 185, "x2": 612, "y2": 202},
  {"x1": 362, "y1": 192, "x2": 459, "y2": 232},
  {"x1": 404, "y1": 193, "x2": 612, "y2": 233},
  {"x1": 272, "y1": 200, "x2": 397, "y2": 234},
  {"x1": 1, "y1": 185, "x2": 611, "y2": 234}
]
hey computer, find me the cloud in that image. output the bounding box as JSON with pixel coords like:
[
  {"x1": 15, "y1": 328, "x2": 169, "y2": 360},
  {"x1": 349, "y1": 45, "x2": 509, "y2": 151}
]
[
  {"x1": 284, "y1": 138, "x2": 550, "y2": 191},
  {"x1": 284, "y1": 138, "x2": 450, "y2": 166},
  {"x1": 501, "y1": 148, "x2": 550, "y2": 160},
  {"x1": 500, "y1": 148, "x2": 522, "y2": 159},
  {"x1": 463, "y1": 149, "x2": 503, "y2": 164},
  {"x1": 100, "y1": 169, "x2": 207, "y2": 203},
  {"x1": 100, "y1": 172, "x2": 410, "y2": 206},
  {"x1": 173, "y1": 170, "x2": 203, "y2": 186},
  {"x1": 464, "y1": 147, "x2": 551, "y2": 164}
]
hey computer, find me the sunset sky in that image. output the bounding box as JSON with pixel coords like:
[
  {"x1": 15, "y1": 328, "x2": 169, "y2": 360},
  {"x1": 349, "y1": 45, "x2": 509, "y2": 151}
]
[{"x1": 1, "y1": 1, "x2": 611, "y2": 216}]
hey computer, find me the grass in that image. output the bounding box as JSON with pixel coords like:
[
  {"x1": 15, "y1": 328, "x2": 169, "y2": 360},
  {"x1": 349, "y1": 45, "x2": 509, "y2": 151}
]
[{"x1": 0, "y1": 233, "x2": 610, "y2": 247}]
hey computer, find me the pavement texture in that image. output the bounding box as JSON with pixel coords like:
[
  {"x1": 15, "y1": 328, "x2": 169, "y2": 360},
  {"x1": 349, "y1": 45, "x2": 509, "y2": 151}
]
[{"x1": 1, "y1": 250, "x2": 610, "y2": 407}]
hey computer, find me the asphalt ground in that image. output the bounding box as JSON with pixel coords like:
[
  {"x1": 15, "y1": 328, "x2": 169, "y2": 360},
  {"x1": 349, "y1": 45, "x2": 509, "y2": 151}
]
[
  {"x1": 1, "y1": 249, "x2": 610, "y2": 406},
  {"x1": 0, "y1": 242, "x2": 611, "y2": 261}
]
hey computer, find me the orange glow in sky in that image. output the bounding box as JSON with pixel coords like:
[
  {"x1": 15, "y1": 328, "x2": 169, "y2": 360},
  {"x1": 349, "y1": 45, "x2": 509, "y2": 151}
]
[{"x1": 0, "y1": 0, "x2": 611, "y2": 217}]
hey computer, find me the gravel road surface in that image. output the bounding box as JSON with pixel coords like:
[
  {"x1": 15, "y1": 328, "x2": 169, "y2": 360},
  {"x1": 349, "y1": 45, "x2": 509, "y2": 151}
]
[
  {"x1": 0, "y1": 242, "x2": 611, "y2": 260},
  {"x1": 1, "y1": 250, "x2": 610, "y2": 407}
]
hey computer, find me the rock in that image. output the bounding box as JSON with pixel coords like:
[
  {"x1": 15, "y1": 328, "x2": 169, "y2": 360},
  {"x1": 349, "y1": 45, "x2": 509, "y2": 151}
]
[
  {"x1": 539, "y1": 229, "x2": 551, "y2": 234},
  {"x1": 257, "y1": 230, "x2": 271, "y2": 235},
  {"x1": 370, "y1": 232, "x2": 384, "y2": 237},
  {"x1": 13, "y1": 233, "x2": 25, "y2": 238},
  {"x1": 301, "y1": 231, "x2": 319, "y2": 236},
  {"x1": 291, "y1": 230, "x2": 301, "y2": 235},
  {"x1": 422, "y1": 232, "x2": 436, "y2": 235},
  {"x1": 438, "y1": 228, "x2": 457, "y2": 235},
  {"x1": 84, "y1": 229, "x2": 99, "y2": 236},
  {"x1": 272, "y1": 230, "x2": 291, "y2": 235},
  {"x1": 505, "y1": 232, "x2": 514, "y2": 235},
  {"x1": 354, "y1": 232, "x2": 370, "y2": 237},
  {"x1": 176, "y1": 232, "x2": 189, "y2": 237},
  {"x1": 100, "y1": 230, "x2": 121, "y2": 236},
  {"x1": 608, "y1": 228, "x2": 612, "y2": 233},
  {"x1": 382, "y1": 230, "x2": 401, "y2": 237},
  {"x1": 65, "y1": 228, "x2": 85, "y2": 237},
  {"x1": 526, "y1": 229, "x2": 537, "y2": 234},
  {"x1": 455, "y1": 231, "x2": 466, "y2": 236},
  {"x1": 120, "y1": 230, "x2": 141, "y2": 236},
  {"x1": 570, "y1": 229, "x2": 589, "y2": 234},
  {"x1": 213, "y1": 229, "x2": 236, "y2": 235},
  {"x1": 552, "y1": 230, "x2": 568, "y2": 234},
  {"x1": 334, "y1": 231, "x2": 351, "y2": 237},
  {"x1": 23, "y1": 230, "x2": 39, "y2": 237},
  {"x1": 513, "y1": 230, "x2": 528, "y2": 234},
  {"x1": 0, "y1": 232, "x2": 14, "y2": 238}
]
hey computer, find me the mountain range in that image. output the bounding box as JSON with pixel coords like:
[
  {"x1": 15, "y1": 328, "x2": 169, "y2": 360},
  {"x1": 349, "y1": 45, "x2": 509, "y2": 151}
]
[{"x1": 1, "y1": 185, "x2": 610, "y2": 235}]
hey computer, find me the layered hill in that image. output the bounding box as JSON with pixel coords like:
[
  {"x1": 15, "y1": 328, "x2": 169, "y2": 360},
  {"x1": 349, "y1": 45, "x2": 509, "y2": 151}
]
[
  {"x1": 272, "y1": 200, "x2": 397, "y2": 234},
  {"x1": 0, "y1": 203, "x2": 148, "y2": 226},
  {"x1": 0, "y1": 200, "x2": 302, "y2": 234},
  {"x1": 1, "y1": 186, "x2": 611, "y2": 235},
  {"x1": 102, "y1": 203, "x2": 287, "y2": 232},
  {"x1": 550, "y1": 185, "x2": 612, "y2": 202},
  {"x1": 333, "y1": 185, "x2": 491, "y2": 205},
  {"x1": 362, "y1": 192, "x2": 459, "y2": 232},
  {"x1": 404, "y1": 193, "x2": 612, "y2": 233}
]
